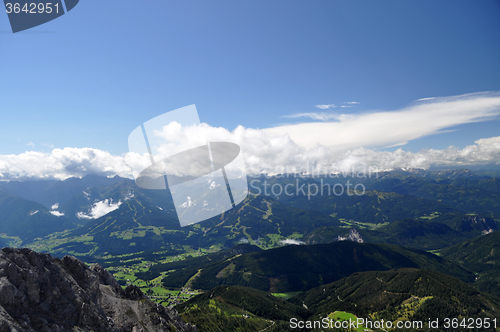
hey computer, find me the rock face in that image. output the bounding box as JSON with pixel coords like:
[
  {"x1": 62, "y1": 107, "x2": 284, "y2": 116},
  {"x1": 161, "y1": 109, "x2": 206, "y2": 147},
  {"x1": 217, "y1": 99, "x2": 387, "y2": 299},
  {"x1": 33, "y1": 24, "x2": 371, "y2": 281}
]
[
  {"x1": 0, "y1": 247, "x2": 197, "y2": 332},
  {"x1": 337, "y1": 228, "x2": 364, "y2": 243}
]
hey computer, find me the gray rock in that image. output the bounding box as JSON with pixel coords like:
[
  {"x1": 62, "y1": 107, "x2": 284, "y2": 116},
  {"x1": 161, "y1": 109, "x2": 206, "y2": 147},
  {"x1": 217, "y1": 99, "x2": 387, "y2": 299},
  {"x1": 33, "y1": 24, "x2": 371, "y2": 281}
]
[{"x1": 0, "y1": 247, "x2": 197, "y2": 332}]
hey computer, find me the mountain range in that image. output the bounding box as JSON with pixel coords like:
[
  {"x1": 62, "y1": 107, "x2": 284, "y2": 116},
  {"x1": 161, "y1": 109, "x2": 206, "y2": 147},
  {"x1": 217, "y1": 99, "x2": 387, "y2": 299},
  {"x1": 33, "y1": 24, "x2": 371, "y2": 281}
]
[
  {"x1": 1, "y1": 169, "x2": 500, "y2": 330},
  {"x1": 177, "y1": 268, "x2": 500, "y2": 332},
  {"x1": 161, "y1": 241, "x2": 473, "y2": 292},
  {"x1": 1, "y1": 169, "x2": 498, "y2": 257}
]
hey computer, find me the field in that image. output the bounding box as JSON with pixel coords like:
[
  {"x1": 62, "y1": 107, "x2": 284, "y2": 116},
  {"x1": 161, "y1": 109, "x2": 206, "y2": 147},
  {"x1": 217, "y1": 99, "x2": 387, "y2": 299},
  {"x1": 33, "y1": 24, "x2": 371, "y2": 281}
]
[
  {"x1": 99, "y1": 248, "x2": 211, "y2": 306},
  {"x1": 328, "y1": 311, "x2": 375, "y2": 332},
  {"x1": 271, "y1": 291, "x2": 302, "y2": 300}
]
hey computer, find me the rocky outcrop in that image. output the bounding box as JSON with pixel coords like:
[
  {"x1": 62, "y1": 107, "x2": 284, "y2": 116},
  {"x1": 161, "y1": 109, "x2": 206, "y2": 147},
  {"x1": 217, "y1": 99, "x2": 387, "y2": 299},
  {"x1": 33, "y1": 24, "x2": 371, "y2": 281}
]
[
  {"x1": 337, "y1": 228, "x2": 364, "y2": 243},
  {"x1": 0, "y1": 247, "x2": 197, "y2": 332}
]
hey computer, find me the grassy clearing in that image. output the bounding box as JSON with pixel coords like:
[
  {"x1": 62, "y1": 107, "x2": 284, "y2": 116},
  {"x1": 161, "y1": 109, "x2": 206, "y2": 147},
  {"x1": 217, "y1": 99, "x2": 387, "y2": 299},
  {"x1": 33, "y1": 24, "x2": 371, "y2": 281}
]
[
  {"x1": 289, "y1": 232, "x2": 304, "y2": 239},
  {"x1": 271, "y1": 291, "x2": 302, "y2": 299},
  {"x1": 0, "y1": 234, "x2": 22, "y2": 247},
  {"x1": 266, "y1": 233, "x2": 285, "y2": 247},
  {"x1": 262, "y1": 201, "x2": 273, "y2": 219},
  {"x1": 105, "y1": 248, "x2": 210, "y2": 306},
  {"x1": 339, "y1": 219, "x2": 390, "y2": 230},
  {"x1": 328, "y1": 311, "x2": 368, "y2": 332},
  {"x1": 419, "y1": 211, "x2": 442, "y2": 220}
]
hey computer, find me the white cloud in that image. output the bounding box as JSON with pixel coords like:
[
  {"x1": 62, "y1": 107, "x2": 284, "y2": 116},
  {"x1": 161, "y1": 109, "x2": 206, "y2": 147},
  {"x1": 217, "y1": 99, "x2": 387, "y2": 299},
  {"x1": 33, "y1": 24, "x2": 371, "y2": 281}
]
[
  {"x1": 29, "y1": 210, "x2": 38, "y2": 216},
  {"x1": 123, "y1": 191, "x2": 134, "y2": 201},
  {"x1": 1, "y1": 133, "x2": 499, "y2": 181},
  {"x1": 284, "y1": 112, "x2": 339, "y2": 122},
  {"x1": 329, "y1": 139, "x2": 500, "y2": 173},
  {"x1": 0, "y1": 93, "x2": 499, "y2": 181},
  {"x1": 280, "y1": 239, "x2": 305, "y2": 245},
  {"x1": 315, "y1": 104, "x2": 336, "y2": 109},
  {"x1": 49, "y1": 203, "x2": 64, "y2": 216},
  {"x1": 77, "y1": 199, "x2": 122, "y2": 220},
  {"x1": 266, "y1": 92, "x2": 500, "y2": 151},
  {"x1": 339, "y1": 101, "x2": 360, "y2": 108},
  {"x1": 50, "y1": 210, "x2": 65, "y2": 217},
  {"x1": 0, "y1": 147, "x2": 133, "y2": 181}
]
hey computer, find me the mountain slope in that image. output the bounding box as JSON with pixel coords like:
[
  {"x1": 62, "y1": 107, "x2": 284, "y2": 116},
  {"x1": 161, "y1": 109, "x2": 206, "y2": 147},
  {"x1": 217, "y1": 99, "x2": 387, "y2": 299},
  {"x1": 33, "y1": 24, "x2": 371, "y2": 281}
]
[
  {"x1": 54, "y1": 193, "x2": 181, "y2": 255},
  {"x1": 0, "y1": 247, "x2": 196, "y2": 332},
  {"x1": 441, "y1": 231, "x2": 500, "y2": 268},
  {"x1": 361, "y1": 176, "x2": 500, "y2": 217},
  {"x1": 162, "y1": 241, "x2": 473, "y2": 292},
  {"x1": 441, "y1": 231, "x2": 500, "y2": 298},
  {"x1": 177, "y1": 285, "x2": 309, "y2": 332},
  {"x1": 290, "y1": 268, "x2": 500, "y2": 325},
  {"x1": 364, "y1": 218, "x2": 465, "y2": 249},
  {"x1": 0, "y1": 174, "x2": 125, "y2": 208},
  {"x1": 0, "y1": 191, "x2": 73, "y2": 242},
  {"x1": 29, "y1": 193, "x2": 342, "y2": 257},
  {"x1": 190, "y1": 194, "x2": 342, "y2": 249},
  {"x1": 134, "y1": 244, "x2": 262, "y2": 281},
  {"x1": 251, "y1": 176, "x2": 457, "y2": 224},
  {"x1": 302, "y1": 212, "x2": 499, "y2": 250},
  {"x1": 58, "y1": 178, "x2": 178, "y2": 225},
  {"x1": 176, "y1": 268, "x2": 500, "y2": 332}
]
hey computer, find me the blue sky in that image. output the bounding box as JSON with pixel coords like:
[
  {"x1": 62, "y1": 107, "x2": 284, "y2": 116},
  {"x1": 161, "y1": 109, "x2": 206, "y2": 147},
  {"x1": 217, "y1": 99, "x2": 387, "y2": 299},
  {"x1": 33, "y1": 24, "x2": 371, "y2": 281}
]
[{"x1": 1, "y1": 1, "x2": 500, "y2": 179}]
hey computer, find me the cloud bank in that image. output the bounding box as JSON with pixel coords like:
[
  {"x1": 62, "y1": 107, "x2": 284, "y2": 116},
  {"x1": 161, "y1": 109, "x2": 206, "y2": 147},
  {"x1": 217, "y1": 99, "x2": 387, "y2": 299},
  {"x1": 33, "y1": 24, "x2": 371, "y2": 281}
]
[
  {"x1": 266, "y1": 92, "x2": 500, "y2": 151},
  {"x1": 0, "y1": 93, "x2": 499, "y2": 181},
  {"x1": 0, "y1": 147, "x2": 132, "y2": 181}
]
